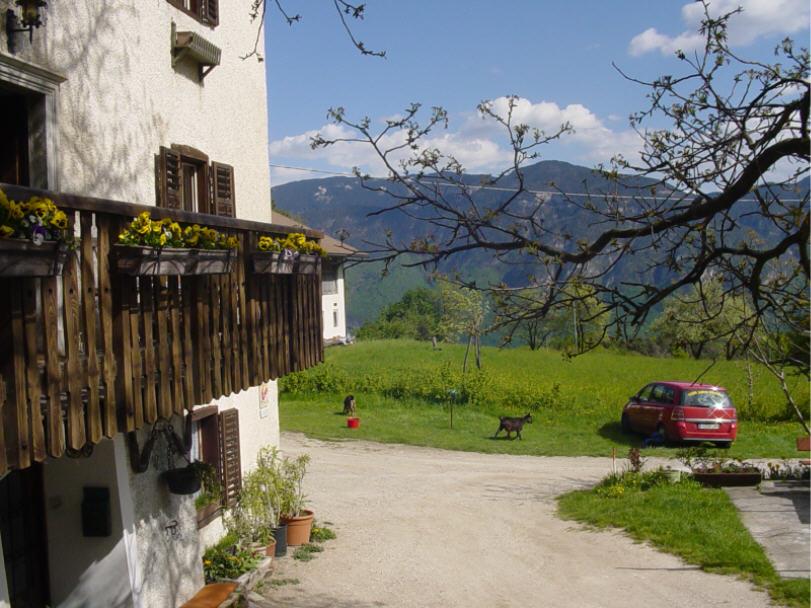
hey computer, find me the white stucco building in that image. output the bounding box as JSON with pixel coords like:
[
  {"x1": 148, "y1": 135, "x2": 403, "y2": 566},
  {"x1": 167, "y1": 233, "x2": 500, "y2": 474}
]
[{"x1": 0, "y1": 2, "x2": 320, "y2": 607}]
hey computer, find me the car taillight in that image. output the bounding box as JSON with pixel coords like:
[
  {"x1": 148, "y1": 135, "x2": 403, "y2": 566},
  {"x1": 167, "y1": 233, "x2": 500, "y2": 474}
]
[{"x1": 671, "y1": 407, "x2": 685, "y2": 421}]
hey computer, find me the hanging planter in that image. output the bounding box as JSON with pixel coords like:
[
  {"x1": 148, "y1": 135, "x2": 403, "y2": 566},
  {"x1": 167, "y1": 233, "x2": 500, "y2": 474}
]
[
  {"x1": 161, "y1": 464, "x2": 202, "y2": 495},
  {"x1": 295, "y1": 253, "x2": 321, "y2": 275},
  {"x1": 0, "y1": 239, "x2": 68, "y2": 277},
  {"x1": 112, "y1": 244, "x2": 235, "y2": 276},
  {"x1": 251, "y1": 249, "x2": 295, "y2": 274},
  {"x1": 115, "y1": 212, "x2": 238, "y2": 276},
  {"x1": 253, "y1": 233, "x2": 325, "y2": 274},
  {"x1": 0, "y1": 190, "x2": 71, "y2": 277}
]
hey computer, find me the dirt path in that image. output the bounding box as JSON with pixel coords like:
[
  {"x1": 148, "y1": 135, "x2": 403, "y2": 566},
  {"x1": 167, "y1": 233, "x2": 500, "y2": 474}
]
[{"x1": 257, "y1": 433, "x2": 771, "y2": 608}]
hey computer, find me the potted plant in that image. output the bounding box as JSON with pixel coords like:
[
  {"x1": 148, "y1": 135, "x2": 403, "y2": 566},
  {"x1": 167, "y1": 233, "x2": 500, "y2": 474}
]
[
  {"x1": 0, "y1": 189, "x2": 70, "y2": 277},
  {"x1": 225, "y1": 447, "x2": 294, "y2": 557},
  {"x1": 114, "y1": 212, "x2": 238, "y2": 275},
  {"x1": 279, "y1": 453, "x2": 313, "y2": 546},
  {"x1": 251, "y1": 232, "x2": 325, "y2": 275}
]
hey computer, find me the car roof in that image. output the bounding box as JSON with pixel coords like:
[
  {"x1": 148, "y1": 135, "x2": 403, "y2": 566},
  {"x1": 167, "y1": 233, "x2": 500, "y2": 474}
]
[{"x1": 650, "y1": 381, "x2": 728, "y2": 391}]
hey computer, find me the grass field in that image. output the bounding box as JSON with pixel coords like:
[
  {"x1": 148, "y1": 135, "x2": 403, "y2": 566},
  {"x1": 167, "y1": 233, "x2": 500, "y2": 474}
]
[
  {"x1": 558, "y1": 473, "x2": 810, "y2": 608},
  {"x1": 279, "y1": 340, "x2": 807, "y2": 458}
]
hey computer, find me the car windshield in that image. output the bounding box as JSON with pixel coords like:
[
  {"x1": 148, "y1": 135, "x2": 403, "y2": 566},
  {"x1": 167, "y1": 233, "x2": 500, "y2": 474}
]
[{"x1": 681, "y1": 389, "x2": 732, "y2": 408}]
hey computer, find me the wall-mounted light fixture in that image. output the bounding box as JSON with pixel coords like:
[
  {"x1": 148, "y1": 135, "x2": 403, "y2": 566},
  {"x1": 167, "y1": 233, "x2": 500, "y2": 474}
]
[{"x1": 6, "y1": 0, "x2": 47, "y2": 54}]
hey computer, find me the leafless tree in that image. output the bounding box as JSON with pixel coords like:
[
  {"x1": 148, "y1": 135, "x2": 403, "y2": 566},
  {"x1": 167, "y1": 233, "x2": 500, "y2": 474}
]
[
  {"x1": 312, "y1": 4, "x2": 809, "y2": 369},
  {"x1": 243, "y1": 0, "x2": 385, "y2": 61}
]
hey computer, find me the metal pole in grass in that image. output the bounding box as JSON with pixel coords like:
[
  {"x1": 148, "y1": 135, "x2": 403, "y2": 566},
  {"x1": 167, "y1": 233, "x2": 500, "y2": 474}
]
[{"x1": 448, "y1": 388, "x2": 458, "y2": 430}]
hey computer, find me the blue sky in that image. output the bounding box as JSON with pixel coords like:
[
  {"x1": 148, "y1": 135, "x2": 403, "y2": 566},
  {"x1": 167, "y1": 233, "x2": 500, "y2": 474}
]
[{"x1": 264, "y1": 0, "x2": 809, "y2": 185}]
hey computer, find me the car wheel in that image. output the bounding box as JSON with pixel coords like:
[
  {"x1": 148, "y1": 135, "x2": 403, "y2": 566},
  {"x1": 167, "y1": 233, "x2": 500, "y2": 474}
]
[
  {"x1": 621, "y1": 414, "x2": 631, "y2": 434},
  {"x1": 656, "y1": 424, "x2": 668, "y2": 445},
  {"x1": 714, "y1": 441, "x2": 731, "y2": 449}
]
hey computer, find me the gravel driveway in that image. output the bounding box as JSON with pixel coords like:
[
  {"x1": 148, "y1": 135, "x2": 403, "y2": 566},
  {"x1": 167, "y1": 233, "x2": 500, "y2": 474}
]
[{"x1": 258, "y1": 432, "x2": 771, "y2": 608}]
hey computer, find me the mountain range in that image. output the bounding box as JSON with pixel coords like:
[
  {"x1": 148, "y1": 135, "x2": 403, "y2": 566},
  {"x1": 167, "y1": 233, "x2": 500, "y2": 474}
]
[{"x1": 271, "y1": 160, "x2": 807, "y2": 332}]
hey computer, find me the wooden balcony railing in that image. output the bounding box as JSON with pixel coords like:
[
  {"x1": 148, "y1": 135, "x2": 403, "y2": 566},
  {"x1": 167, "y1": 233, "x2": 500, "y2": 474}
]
[{"x1": 0, "y1": 183, "x2": 324, "y2": 474}]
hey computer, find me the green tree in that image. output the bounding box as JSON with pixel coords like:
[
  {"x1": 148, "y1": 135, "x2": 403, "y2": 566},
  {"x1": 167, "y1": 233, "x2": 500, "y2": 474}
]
[
  {"x1": 356, "y1": 287, "x2": 441, "y2": 341},
  {"x1": 438, "y1": 282, "x2": 488, "y2": 371},
  {"x1": 651, "y1": 279, "x2": 752, "y2": 360}
]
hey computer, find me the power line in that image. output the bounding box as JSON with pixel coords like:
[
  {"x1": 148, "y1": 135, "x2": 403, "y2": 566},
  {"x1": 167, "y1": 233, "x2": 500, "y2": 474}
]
[{"x1": 269, "y1": 162, "x2": 807, "y2": 202}]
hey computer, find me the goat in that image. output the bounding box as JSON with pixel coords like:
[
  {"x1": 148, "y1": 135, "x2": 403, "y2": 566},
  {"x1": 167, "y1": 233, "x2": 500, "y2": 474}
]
[
  {"x1": 493, "y1": 413, "x2": 533, "y2": 440},
  {"x1": 343, "y1": 395, "x2": 356, "y2": 416}
]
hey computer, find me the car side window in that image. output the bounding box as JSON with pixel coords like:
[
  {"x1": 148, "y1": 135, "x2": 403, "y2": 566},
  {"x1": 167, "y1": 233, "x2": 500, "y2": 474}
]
[
  {"x1": 637, "y1": 385, "x2": 654, "y2": 401},
  {"x1": 651, "y1": 384, "x2": 675, "y2": 404}
]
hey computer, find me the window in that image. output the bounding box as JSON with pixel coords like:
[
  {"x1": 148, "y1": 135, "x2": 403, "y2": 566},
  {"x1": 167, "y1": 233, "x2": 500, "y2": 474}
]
[
  {"x1": 637, "y1": 385, "x2": 654, "y2": 402},
  {"x1": 333, "y1": 309, "x2": 339, "y2": 328},
  {"x1": 190, "y1": 406, "x2": 241, "y2": 526},
  {"x1": 651, "y1": 384, "x2": 675, "y2": 404},
  {"x1": 167, "y1": 0, "x2": 219, "y2": 27},
  {"x1": 322, "y1": 262, "x2": 338, "y2": 295},
  {"x1": 156, "y1": 145, "x2": 235, "y2": 217}
]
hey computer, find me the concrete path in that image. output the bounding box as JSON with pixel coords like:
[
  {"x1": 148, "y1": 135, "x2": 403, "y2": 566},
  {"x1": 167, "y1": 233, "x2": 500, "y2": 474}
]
[
  {"x1": 725, "y1": 481, "x2": 811, "y2": 579},
  {"x1": 252, "y1": 433, "x2": 774, "y2": 608}
]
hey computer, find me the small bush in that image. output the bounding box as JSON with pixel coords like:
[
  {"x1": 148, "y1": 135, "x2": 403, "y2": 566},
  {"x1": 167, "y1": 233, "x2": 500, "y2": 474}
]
[
  {"x1": 292, "y1": 543, "x2": 324, "y2": 562},
  {"x1": 202, "y1": 534, "x2": 260, "y2": 583},
  {"x1": 310, "y1": 522, "x2": 337, "y2": 543}
]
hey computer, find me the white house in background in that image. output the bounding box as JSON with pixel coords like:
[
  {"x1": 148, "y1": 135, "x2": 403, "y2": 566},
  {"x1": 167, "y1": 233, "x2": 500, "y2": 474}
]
[
  {"x1": 272, "y1": 212, "x2": 362, "y2": 343},
  {"x1": 0, "y1": 2, "x2": 323, "y2": 607}
]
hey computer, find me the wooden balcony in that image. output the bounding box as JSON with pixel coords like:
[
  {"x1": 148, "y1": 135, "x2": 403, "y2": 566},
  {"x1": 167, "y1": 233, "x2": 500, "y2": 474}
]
[{"x1": 0, "y1": 183, "x2": 323, "y2": 474}]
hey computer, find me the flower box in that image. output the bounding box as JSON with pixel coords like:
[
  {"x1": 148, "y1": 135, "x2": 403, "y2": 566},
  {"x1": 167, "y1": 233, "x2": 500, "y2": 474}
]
[
  {"x1": 112, "y1": 245, "x2": 234, "y2": 276},
  {"x1": 295, "y1": 253, "x2": 321, "y2": 275},
  {"x1": 251, "y1": 250, "x2": 295, "y2": 274},
  {"x1": 0, "y1": 239, "x2": 68, "y2": 277},
  {"x1": 692, "y1": 470, "x2": 762, "y2": 487}
]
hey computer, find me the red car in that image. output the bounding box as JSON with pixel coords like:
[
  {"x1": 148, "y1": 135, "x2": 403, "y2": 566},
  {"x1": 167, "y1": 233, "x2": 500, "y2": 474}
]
[{"x1": 621, "y1": 381, "x2": 737, "y2": 447}]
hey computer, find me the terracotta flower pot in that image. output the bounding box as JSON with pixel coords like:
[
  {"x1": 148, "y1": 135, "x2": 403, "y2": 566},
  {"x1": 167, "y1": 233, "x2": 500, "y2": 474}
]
[
  {"x1": 347, "y1": 417, "x2": 360, "y2": 429},
  {"x1": 265, "y1": 539, "x2": 277, "y2": 558},
  {"x1": 282, "y1": 509, "x2": 314, "y2": 546}
]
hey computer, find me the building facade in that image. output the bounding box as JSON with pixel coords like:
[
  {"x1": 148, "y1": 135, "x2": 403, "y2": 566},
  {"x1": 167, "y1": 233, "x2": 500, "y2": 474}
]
[{"x1": 0, "y1": 2, "x2": 320, "y2": 606}]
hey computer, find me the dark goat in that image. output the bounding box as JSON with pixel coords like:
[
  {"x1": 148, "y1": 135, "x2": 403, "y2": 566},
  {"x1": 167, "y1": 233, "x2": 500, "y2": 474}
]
[
  {"x1": 493, "y1": 413, "x2": 533, "y2": 440},
  {"x1": 343, "y1": 395, "x2": 356, "y2": 416}
]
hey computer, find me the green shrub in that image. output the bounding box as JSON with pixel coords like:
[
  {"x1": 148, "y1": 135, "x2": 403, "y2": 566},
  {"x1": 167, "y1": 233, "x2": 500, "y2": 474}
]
[
  {"x1": 292, "y1": 543, "x2": 324, "y2": 562},
  {"x1": 280, "y1": 363, "x2": 349, "y2": 394},
  {"x1": 202, "y1": 534, "x2": 260, "y2": 583}
]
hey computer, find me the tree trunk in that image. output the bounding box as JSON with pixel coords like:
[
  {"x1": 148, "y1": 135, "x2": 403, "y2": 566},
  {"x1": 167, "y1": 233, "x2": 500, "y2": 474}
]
[
  {"x1": 462, "y1": 335, "x2": 472, "y2": 374},
  {"x1": 475, "y1": 334, "x2": 481, "y2": 369}
]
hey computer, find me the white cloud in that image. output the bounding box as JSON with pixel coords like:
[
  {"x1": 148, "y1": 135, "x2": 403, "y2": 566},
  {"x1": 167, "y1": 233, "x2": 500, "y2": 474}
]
[
  {"x1": 629, "y1": 0, "x2": 810, "y2": 56},
  {"x1": 269, "y1": 97, "x2": 644, "y2": 184}
]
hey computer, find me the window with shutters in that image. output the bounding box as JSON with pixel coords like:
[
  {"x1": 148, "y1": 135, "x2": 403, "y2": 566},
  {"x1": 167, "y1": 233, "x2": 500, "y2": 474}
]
[
  {"x1": 156, "y1": 145, "x2": 235, "y2": 217},
  {"x1": 167, "y1": 0, "x2": 219, "y2": 27},
  {"x1": 218, "y1": 408, "x2": 241, "y2": 508},
  {"x1": 190, "y1": 406, "x2": 241, "y2": 525}
]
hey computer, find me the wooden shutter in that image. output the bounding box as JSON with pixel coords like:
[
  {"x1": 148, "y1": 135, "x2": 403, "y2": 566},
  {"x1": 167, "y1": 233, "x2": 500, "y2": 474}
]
[
  {"x1": 157, "y1": 146, "x2": 182, "y2": 209},
  {"x1": 199, "y1": 0, "x2": 219, "y2": 26},
  {"x1": 218, "y1": 408, "x2": 241, "y2": 507},
  {"x1": 211, "y1": 161, "x2": 235, "y2": 218}
]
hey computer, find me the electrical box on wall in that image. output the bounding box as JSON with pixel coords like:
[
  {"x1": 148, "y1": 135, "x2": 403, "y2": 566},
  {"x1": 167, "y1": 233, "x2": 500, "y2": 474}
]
[{"x1": 81, "y1": 486, "x2": 111, "y2": 537}]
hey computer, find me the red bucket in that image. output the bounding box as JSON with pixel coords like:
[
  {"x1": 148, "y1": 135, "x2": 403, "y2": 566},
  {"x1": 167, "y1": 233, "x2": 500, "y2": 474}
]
[{"x1": 347, "y1": 417, "x2": 360, "y2": 429}]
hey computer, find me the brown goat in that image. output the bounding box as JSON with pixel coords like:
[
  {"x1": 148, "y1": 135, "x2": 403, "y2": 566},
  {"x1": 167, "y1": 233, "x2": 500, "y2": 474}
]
[{"x1": 493, "y1": 413, "x2": 533, "y2": 440}]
